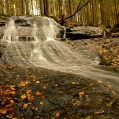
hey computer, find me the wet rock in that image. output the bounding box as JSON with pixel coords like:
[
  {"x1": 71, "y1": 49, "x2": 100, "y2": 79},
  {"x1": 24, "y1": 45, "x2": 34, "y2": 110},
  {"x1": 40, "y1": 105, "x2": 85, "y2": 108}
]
[
  {"x1": 66, "y1": 26, "x2": 103, "y2": 40},
  {"x1": 15, "y1": 18, "x2": 31, "y2": 27}
]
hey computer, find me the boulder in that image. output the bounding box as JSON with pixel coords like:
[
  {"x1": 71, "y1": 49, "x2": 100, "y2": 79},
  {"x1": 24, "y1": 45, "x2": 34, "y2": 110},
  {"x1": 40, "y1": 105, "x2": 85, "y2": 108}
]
[{"x1": 66, "y1": 26, "x2": 104, "y2": 40}]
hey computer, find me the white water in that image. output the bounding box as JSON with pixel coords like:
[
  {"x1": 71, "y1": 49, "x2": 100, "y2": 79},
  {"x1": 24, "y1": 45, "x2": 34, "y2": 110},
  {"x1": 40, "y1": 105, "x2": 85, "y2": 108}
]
[
  {"x1": 3, "y1": 20, "x2": 19, "y2": 42},
  {"x1": 1, "y1": 16, "x2": 119, "y2": 83}
]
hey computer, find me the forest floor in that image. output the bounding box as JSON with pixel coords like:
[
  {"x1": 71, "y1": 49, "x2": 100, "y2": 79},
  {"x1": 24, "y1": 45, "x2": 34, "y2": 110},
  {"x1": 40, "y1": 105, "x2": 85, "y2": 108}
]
[{"x1": 0, "y1": 37, "x2": 119, "y2": 119}]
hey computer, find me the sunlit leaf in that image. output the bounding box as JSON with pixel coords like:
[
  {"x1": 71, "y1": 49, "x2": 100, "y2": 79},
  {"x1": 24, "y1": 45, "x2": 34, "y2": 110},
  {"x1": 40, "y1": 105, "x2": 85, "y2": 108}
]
[
  {"x1": 36, "y1": 91, "x2": 42, "y2": 96},
  {"x1": 72, "y1": 82, "x2": 76, "y2": 84},
  {"x1": 21, "y1": 94, "x2": 27, "y2": 99},
  {"x1": 40, "y1": 102, "x2": 44, "y2": 105},
  {"x1": 55, "y1": 112, "x2": 60, "y2": 117}
]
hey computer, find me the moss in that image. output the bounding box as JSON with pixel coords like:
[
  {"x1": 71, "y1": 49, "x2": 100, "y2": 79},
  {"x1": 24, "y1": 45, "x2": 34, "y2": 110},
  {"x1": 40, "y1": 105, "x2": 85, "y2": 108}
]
[{"x1": 100, "y1": 57, "x2": 112, "y2": 66}]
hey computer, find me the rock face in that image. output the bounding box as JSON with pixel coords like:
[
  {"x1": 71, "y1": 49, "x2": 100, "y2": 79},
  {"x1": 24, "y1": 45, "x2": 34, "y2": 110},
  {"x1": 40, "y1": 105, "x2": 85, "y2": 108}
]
[
  {"x1": 66, "y1": 26, "x2": 104, "y2": 39},
  {"x1": 0, "y1": 16, "x2": 64, "y2": 41},
  {"x1": 82, "y1": 38, "x2": 119, "y2": 68}
]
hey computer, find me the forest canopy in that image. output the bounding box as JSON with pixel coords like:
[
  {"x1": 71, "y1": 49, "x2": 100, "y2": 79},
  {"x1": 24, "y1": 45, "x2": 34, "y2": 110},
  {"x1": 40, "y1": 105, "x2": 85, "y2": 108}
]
[{"x1": 0, "y1": 0, "x2": 119, "y2": 27}]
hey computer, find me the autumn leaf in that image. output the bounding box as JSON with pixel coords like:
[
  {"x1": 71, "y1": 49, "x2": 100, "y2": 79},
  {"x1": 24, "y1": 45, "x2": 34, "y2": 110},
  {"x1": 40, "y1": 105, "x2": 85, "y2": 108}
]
[
  {"x1": 107, "y1": 82, "x2": 112, "y2": 88},
  {"x1": 79, "y1": 91, "x2": 85, "y2": 96},
  {"x1": 6, "y1": 112, "x2": 15, "y2": 118},
  {"x1": 0, "y1": 109, "x2": 7, "y2": 114},
  {"x1": 72, "y1": 82, "x2": 76, "y2": 84},
  {"x1": 28, "y1": 96, "x2": 34, "y2": 101},
  {"x1": 55, "y1": 112, "x2": 60, "y2": 117},
  {"x1": 94, "y1": 110, "x2": 104, "y2": 114},
  {"x1": 111, "y1": 90, "x2": 116, "y2": 94},
  {"x1": 36, "y1": 91, "x2": 42, "y2": 96},
  {"x1": 36, "y1": 81, "x2": 40, "y2": 84},
  {"x1": 98, "y1": 80, "x2": 102, "y2": 83},
  {"x1": 23, "y1": 103, "x2": 28, "y2": 108},
  {"x1": 31, "y1": 107, "x2": 38, "y2": 111},
  {"x1": 43, "y1": 85, "x2": 47, "y2": 89},
  {"x1": 40, "y1": 102, "x2": 44, "y2": 105},
  {"x1": 98, "y1": 98, "x2": 103, "y2": 102},
  {"x1": 54, "y1": 84, "x2": 58, "y2": 87},
  {"x1": 21, "y1": 94, "x2": 27, "y2": 99},
  {"x1": 26, "y1": 90, "x2": 32, "y2": 94},
  {"x1": 18, "y1": 82, "x2": 26, "y2": 87}
]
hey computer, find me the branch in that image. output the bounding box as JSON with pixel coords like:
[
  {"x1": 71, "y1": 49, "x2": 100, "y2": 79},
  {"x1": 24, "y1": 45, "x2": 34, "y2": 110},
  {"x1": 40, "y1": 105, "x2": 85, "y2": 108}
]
[{"x1": 65, "y1": 0, "x2": 91, "y2": 20}]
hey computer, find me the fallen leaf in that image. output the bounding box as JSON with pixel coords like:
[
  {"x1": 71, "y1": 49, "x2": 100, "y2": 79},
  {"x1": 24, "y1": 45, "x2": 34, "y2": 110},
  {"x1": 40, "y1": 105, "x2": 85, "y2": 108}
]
[
  {"x1": 28, "y1": 96, "x2": 34, "y2": 101},
  {"x1": 79, "y1": 91, "x2": 85, "y2": 96},
  {"x1": 54, "y1": 84, "x2": 58, "y2": 86},
  {"x1": 6, "y1": 112, "x2": 15, "y2": 118},
  {"x1": 111, "y1": 90, "x2": 116, "y2": 94},
  {"x1": 43, "y1": 85, "x2": 47, "y2": 89},
  {"x1": 98, "y1": 80, "x2": 102, "y2": 83},
  {"x1": 98, "y1": 98, "x2": 103, "y2": 102},
  {"x1": 94, "y1": 110, "x2": 104, "y2": 114},
  {"x1": 0, "y1": 109, "x2": 7, "y2": 114},
  {"x1": 21, "y1": 94, "x2": 27, "y2": 99},
  {"x1": 36, "y1": 91, "x2": 42, "y2": 96},
  {"x1": 72, "y1": 82, "x2": 76, "y2": 84},
  {"x1": 40, "y1": 102, "x2": 44, "y2": 105},
  {"x1": 55, "y1": 112, "x2": 60, "y2": 117},
  {"x1": 26, "y1": 90, "x2": 32, "y2": 94},
  {"x1": 23, "y1": 103, "x2": 28, "y2": 108},
  {"x1": 107, "y1": 82, "x2": 112, "y2": 88},
  {"x1": 36, "y1": 81, "x2": 40, "y2": 84}
]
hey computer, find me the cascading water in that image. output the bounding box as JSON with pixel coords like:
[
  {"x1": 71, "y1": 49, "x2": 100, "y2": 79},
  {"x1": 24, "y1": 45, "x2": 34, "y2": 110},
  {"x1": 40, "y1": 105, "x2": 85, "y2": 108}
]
[
  {"x1": 1, "y1": 16, "x2": 119, "y2": 84},
  {"x1": 3, "y1": 20, "x2": 19, "y2": 42}
]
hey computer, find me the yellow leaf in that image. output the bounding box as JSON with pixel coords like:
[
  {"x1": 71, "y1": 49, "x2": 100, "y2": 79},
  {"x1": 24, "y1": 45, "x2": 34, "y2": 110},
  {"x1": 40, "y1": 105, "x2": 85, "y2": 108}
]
[
  {"x1": 40, "y1": 102, "x2": 44, "y2": 105},
  {"x1": 21, "y1": 94, "x2": 27, "y2": 99},
  {"x1": 79, "y1": 91, "x2": 85, "y2": 96},
  {"x1": 98, "y1": 80, "x2": 102, "y2": 83},
  {"x1": 36, "y1": 81, "x2": 40, "y2": 84},
  {"x1": 23, "y1": 103, "x2": 28, "y2": 108}
]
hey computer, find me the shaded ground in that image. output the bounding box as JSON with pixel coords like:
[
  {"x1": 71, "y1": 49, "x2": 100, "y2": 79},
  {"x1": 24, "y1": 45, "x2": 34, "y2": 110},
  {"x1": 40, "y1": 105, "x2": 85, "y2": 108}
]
[
  {"x1": 0, "y1": 64, "x2": 119, "y2": 119},
  {"x1": 0, "y1": 38, "x2": 119, "y2": 119}
]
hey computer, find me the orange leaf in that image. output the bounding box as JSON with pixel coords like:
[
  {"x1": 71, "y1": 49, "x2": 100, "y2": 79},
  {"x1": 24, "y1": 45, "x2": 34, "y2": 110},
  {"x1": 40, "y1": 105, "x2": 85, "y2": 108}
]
[
  {"x1": 55, "y1": 112, "x2": 60, "y2": 117},
  {"x1": 0, "y1": 109, "x2": 7, "y2": 114},
  {"x1": 72, "y1": 82, "x2": 76, "y2": 84},
  {"x1": 6, "y1": 112, "x2": 15, "y2": 118},
  {"x1": 26, "y1": 90, "x2": 32, "y2": 94},
  {"x1": 54, "y1": 84, "x2": 58, "y2": 87},
  {"x1": 28, "y1": 96, "x2": 34, "y2": 101},
  {"x1": 43, "y1": 85, "x2": 47, "y2": 89},
  {"x1": 36, "y1": 91, "x2": 42, "y2": 96},
  {"x1": 79, "y1": 91, "x2": 85, "y2": 96},
  {"x1": 23, "y1": 103, "x2": 28, "y2": 108}
]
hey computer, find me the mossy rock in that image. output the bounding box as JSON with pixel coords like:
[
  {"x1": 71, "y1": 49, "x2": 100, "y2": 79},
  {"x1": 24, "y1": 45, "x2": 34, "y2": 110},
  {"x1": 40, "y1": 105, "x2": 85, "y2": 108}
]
[{"x1": 100, "y1": 57, "x2": 112, "y2": 66}]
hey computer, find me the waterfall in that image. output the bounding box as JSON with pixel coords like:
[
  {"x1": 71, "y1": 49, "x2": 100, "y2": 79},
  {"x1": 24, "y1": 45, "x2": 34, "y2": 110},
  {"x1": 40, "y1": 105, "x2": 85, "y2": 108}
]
[
  {"x1": 1, "y1": 16, "x2": 119, "y2": 82},
  {"x1": 3, "y1": 20, "x2": 19, "y2": 42}
]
